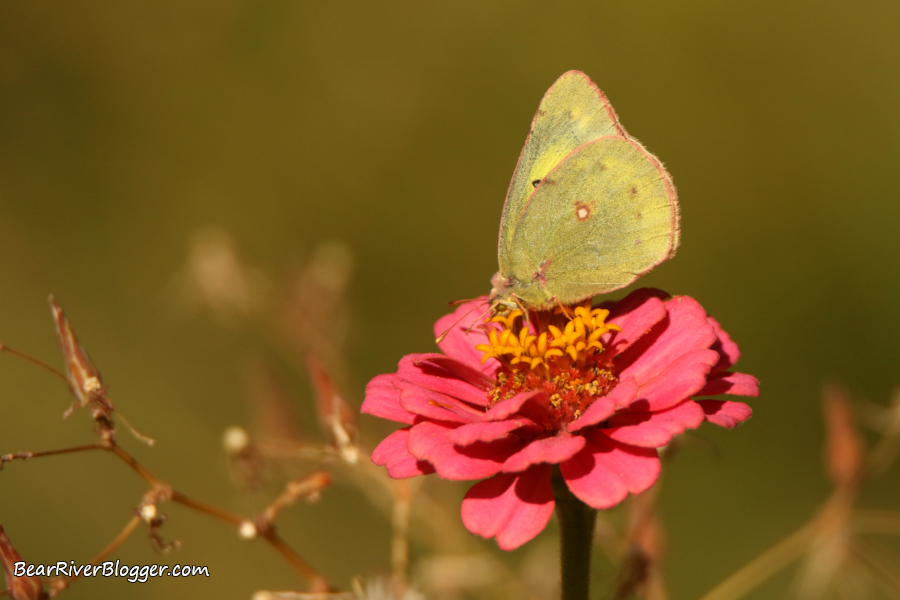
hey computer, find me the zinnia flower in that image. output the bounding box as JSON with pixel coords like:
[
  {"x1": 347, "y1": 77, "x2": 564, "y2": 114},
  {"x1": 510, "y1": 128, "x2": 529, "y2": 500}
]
[{"x1": 361, "y1": 288, "x2": 758, "y2": 550}]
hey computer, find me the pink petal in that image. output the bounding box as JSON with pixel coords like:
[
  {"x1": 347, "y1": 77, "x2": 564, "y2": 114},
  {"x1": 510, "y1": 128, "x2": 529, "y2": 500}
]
[
  {"x1": 397, "y1": 354, "x2": 492, "y2": 407},
  {"x1": 397, "y1": 381, "x2": 481, "y2": 424},
  {"x1": 371, "y1": 428, "x2": 435, "y2": 478},
  {"x1": 503, "y1": 432, "x2": 586, "y2": 473},
  {"x1": 434, "y1": 298, "x2": 499, "y2": 374},
  {"x1": 617, "y1": 296, "x2": 717, "y2": 385},
  {"x1": 406, "y1": 421, "x2": 522, "y2": 481},
  {"x1": 698, "y1": 400, "x2": 753, "y2": 428},
  {"x1": 418, "y1": 355, "x2": 495, "y2": 391},
  {"x1": 697, "y1": 371, "x2": 760, "y2": 397},
  {"x1": 361, "y1": 374, "x2": 415, "y2": 425},
  {"x1": 626, "y1": 348, "x2": 720, "y2": 412},
  {"x1": 448, "y1": 418, "x2": 539, "y2": 446},
  {"x1": 600, "y1": 288, "x2": 668, "y2": 353},
  {"x1": 460, "y1": 464, "x2": 555, "y2": 550},
  {"x1": 707, "y1": 316, "x2": 741, "y2": 373},
  {"x1": 604, "y1": 400, "x2": 705, "y2": 447},
  {"x1": 568, "y1": 379, "x2": 638, "y2": 432},
  {"x1": 482, "y1": 390, "x2": 551, "y2": 424},
  {"x1": 560, "y1": 431, "x2": 660, "y2": 509}
]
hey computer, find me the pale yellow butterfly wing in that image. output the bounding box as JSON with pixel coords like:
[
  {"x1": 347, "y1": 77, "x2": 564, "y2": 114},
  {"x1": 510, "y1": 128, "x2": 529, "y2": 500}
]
[
  {"x1": 498, "y1": 71, "x2": 624, "y2": 271},
  {"x1": 502, "y1": 136, "x2": 679, "y2": 307}
]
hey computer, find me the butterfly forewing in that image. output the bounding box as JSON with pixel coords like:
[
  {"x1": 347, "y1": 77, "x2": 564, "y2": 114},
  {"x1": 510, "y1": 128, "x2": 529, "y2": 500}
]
[{"x1": 498, "y1": 71, "x2": 624, "y2": 273}]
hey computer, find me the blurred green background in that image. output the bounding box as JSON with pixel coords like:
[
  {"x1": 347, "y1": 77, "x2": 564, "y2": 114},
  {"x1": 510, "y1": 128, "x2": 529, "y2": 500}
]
[{"x1": 1, "y1": 1, "x2": 899, "y2": 599}]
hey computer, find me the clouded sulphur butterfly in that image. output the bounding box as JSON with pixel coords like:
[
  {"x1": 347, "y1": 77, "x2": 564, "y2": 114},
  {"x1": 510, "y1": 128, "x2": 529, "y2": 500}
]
[{"x1": 490, "y1": 71, "x2": 680, "y2": 310}]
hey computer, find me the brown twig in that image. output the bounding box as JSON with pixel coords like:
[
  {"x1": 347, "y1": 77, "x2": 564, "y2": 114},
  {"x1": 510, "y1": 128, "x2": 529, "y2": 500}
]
[
  {"x1": 1, "y1": 437, "x2": 331, "y2": 593},
  {"x1": 1, "y1": 443, "x2": 109, "y2": 471},
  {"x1": 0, "y1": 281, "x2": 347, "y2": 599},
  {"x1": 107, "y1": 443, "x2": 162, "y2": 487},
  {"x1": 0, "y1": 343, "x2": 68, "y2": 382},
  {"x1": 257, "y1": 530, "x2": 329, "y2": 592},
  {"x1": 260, "y1": 472, "x2": 331, "y2": 525},
  {"x1": 169, "y1": 491, "x2": 246, "y2": 527},
  {"x1": 48, "y1": 515, "x2": 143, "y2": 596}
]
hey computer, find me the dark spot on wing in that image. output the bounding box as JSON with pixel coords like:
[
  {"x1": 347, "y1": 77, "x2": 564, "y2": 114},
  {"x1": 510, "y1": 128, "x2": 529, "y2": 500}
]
[
  {"x1": 630, "y1": 186, "x2": 638, "y2": 196},
  {"x1": 532, "y1": 179, "x2": 541, "y2": 187}
]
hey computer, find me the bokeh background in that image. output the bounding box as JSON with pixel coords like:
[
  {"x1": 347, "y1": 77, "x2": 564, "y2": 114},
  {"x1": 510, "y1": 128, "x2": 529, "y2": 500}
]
[{"x1": 1, "y1": 1, "x2": 899, "y2": 599}]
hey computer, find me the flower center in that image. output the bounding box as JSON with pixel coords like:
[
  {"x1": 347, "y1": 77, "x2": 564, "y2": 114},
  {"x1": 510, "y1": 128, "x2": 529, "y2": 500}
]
[{"x1": 475, "y1": 302, "x2": 621, "y2": 425}]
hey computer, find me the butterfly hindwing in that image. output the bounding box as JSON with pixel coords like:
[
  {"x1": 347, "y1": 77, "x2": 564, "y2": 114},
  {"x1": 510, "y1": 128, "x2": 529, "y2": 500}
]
[{"x1": 504, "y1": 136, "x2": 679, "y2": 306}]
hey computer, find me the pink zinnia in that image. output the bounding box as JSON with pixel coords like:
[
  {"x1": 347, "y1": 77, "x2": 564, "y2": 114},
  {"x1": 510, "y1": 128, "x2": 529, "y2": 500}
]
[{"x1": 361, "y1": 288, "x2": 758, "y2": 550}]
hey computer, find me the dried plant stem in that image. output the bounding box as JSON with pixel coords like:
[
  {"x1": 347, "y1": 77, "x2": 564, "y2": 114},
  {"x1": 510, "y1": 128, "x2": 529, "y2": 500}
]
[
  {"x1": 108, "y1": 442, "x2": 162, "y2": 486},
  {"x1": 552, "y1": 467, "x2": 597, "y2": 600},
  {"x1": 0, "y1": 343, "x2": 67, "y2": 382},
  {"x1": 256, "y1": 441, "x2": 338, "y2": 462},
  {"x1": 261, "y1": 473, "x2": 332, "y2": 524},
  {"x1": 172, "y1": 485, "x2": 326, "y2": 587},
  {"x1": 89, "y1": 515, "x2": 143, "y2": 566},
  {"x1": 1, "y1": 443, "x2": 107, "y2": 470},
  {"x1": 0, "y1": 438, "x2": 330, "y2": 591},
  {"x1": 258, "y1": 530, "x2": 328, "y2": 592},
  {"x1": 391, "y1": 479, "x2": 413, "y2": 594},
  {"x1": 849, "y1": 538, "x2": 900, "y2": 599},
  {"x1": 47, "y1": 515, "x2": 142, "y2": 596},
  {"x1": 170, "y1": 491, "x2": 245, "y2": 527},
  {"x1": 851, "y1": 509, "x2": 900, "y2": 535},
  {"x1": 696, "y1": 519, "x2": 818, "y2": 600}
]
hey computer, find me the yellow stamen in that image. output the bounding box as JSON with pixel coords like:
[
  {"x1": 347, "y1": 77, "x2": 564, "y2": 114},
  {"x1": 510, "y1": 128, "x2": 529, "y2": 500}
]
[{"x1": 478, "y1": 304, "x2": 619, "y2": 375}]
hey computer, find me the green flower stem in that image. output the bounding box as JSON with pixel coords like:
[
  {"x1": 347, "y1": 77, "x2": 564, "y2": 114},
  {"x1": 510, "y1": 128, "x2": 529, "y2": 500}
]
[{"x1": 552, "y1": 466, "x2": 597, "y2": 600}]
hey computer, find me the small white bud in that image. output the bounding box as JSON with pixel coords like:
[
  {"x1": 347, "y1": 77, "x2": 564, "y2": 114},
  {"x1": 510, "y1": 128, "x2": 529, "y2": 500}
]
[
  {"x1": 239, "y1": 520, "x2": 257, "y2": 539},
  {"x1": 223, "y1": 426, "x2": 250, "y2": 453},
  {"x1": 140, "y1": 504, "x2": 157, "y2": 522}
]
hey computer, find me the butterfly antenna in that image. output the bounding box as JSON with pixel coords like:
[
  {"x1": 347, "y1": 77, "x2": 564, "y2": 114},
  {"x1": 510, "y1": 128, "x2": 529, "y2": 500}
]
[
  {"x1": 435, "y1": 299, "x2": 491, "y2": 344},
  {"x1": 447, "y1": 298, "x2": 480, "y2": 307}
]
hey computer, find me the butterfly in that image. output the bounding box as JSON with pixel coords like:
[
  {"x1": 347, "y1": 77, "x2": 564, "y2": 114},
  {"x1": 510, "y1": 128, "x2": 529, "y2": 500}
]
[{"x1": 489, "y1": 71, "x2": 680, "y2": 312}]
